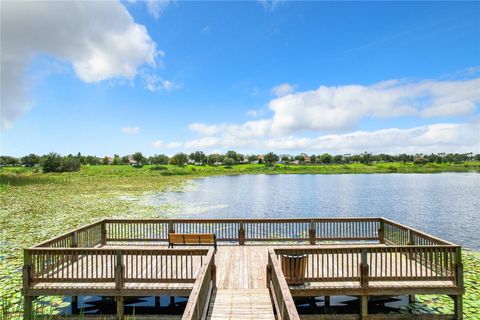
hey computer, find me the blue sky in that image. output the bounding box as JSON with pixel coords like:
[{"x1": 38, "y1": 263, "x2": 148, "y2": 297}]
[{"x1": 1, "y1": 1, "x2": 479, "y2": 157}]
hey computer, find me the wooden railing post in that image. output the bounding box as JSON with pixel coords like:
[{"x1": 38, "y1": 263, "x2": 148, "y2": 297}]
[
  {"x1": 168, "y1": 221, "x2": 175, "y2": 234},
  {"x1": 455, "y1": 247, "x2": 464, "y2": 289},
  {"x1": 378, "y1": 219, "x2": 385, "y2": 244},
  {"x1": 408, "y1": 229, "x2": 415, "y2": 245},
  {"x1": 360, "y1": 249, "x2": 369, "y2": 288},
  {"x1": 23, "y1": 250, "x2": 32, "y2": 320},
  {"x1": 22, "y1": 249, "x2": 31, "y2": 292},
  {"x1": 72, "y1": 231, "x2": 78, "y2": 248},
  {"x1": 309, "y1": 220, "x2": 316, "y2": 245},
  {"x1": 266, "y1": 264, "x2": 272, "y2": 288},
  {"x1": 239, "y1": 222, "x2": 245, "y2": 245},
  {"x1": 115, "y1": 250, "x2": 124, "y2": 290},
  {"x1": 101, "y1": 221, "x2": 107, "y2": 246},
  {"x1": 211, "y1": 255, "x2": 217, "y2": 289}
]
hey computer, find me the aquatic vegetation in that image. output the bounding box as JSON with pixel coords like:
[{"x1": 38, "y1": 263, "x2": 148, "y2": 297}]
[{"x1": 413, "y1": 251, "x2": 480, "y2": 319}]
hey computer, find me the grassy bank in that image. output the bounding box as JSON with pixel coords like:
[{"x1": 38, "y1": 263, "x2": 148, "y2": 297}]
[{"x1": 1, "y1": 163, "x2": 479, "y2": 318}]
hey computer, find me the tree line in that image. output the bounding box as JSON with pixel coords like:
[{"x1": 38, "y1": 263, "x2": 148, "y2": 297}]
[{"x1": 0, "y1": 151, "x2": 479, "y2": 173}]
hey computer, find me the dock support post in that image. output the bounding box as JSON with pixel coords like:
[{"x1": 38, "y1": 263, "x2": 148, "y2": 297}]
[
  {"x1": 360, "y1": 296, "x2": 368, "y2": 319},
  {"x1": 71, "y1": 296, "x2": 79, "y2": 314},
  {"x1": 452, "y1": 295, "x2": 463, "y2": 320},
  {"x1": 170, "y1": 296, "x2": 175, "y2": 305},
  {"x1": 155, "y1": 296, "x2": 160, "y2": 310},
  {"x1": 309, "y1": 220, "x2": 316, "y2": 245},
  {"x1": 23, "y1": 296, "x2": 33, "y2": 320},
  {"x1": 239, "y1": 222, "x2": 245, "y2": 245},
  {"x1": 116, "y1": 296, "x2": 124, "y2": 320},
  {"x1": 408, "y1": 294, "x2": 415, "y2": 304},
  {"x1": 324, "y1": 296, "x2": 330, "y2": 308}
]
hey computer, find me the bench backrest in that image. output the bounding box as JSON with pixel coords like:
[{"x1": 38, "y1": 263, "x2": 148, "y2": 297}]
[{"x1": 169, "y1": 233, "x2": 216, "y2": 245}]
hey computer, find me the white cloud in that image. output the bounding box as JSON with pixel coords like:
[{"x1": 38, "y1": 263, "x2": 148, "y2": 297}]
[
  {"x1": 186, "y1": 78, "x2": 480, "y2": 141},
  {"x1": 152, "y1": 140, "x2": 182, "y2": 148},
  {"x1": 146, "y1": 0, "x2": 171, "y2": 19},
  {"x1": 259, "y1": 0, "x2": 283, "y2": 12},
  {"x1": 246, "y1": 110, "x2": 258, "y2": 117},
  {"x1": 173, "y1": 121, "x2": 480, "y2": 154},
  {"x1": 142, "y1": 72, "x2": 181, "y2": 91},
  {"x1": 271, "y1": 83, "x2": 296, "y2": 97},
  {"x1": 121, "y1": 126, "x2": 140, "y2": 135},
  {"x1": 1, "y1": 1, "x2": 159, "y2": 128},
  {"x1": 170, "y1": 77, "x2": 480, "y2": 153}
]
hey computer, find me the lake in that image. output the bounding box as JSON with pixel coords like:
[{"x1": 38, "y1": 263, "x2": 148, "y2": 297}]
[{"x1": 147, "y1": 172, "x2": 480, "y2": 250}]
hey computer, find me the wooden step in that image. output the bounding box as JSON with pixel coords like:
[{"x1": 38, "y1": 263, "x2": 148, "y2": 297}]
[{"x1": 207, "y1": 288, "x2": 275, "y2": 320}]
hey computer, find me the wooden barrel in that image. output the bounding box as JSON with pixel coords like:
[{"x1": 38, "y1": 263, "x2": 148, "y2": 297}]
[{"x1": 280, "y1": 254, "x2": 308, "y2": 285}]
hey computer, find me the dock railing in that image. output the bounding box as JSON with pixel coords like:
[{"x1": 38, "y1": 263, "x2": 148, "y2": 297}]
[
  {"x1": 267, "y1": 249, "x2": 301, "y2": 320},
  {"x1": 104, "y1": 217, "x2": 382, "y2": 245},
  {"x1": 271, "y1": 245, "x2": 462, "y2": 289},
  {"x1": 182, "y1": 249, "x2": 216, "y2": 320},
  {"x1": 31, "y1": 217, "x2": 456, "y2": 248},
  {"x1": 23, "y1": 247, "x2": 210, "y2": 290}
]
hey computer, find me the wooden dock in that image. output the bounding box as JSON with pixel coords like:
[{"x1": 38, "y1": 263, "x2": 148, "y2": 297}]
[{"x1": 22, "y1": 218, "x2": 464, "y2": 320}]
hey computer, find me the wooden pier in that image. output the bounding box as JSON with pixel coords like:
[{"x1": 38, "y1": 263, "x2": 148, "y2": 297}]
[{"x1": 23, "y1": 218, "x2": 464, "y2": 320}]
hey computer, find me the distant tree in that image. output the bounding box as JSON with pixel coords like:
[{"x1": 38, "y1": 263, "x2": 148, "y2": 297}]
[
  {"x1": 281, "y1": 155, "x2": 290, "y2": 163},
  {"x1": 42, "y1": 153, "x2": 79, "y2": 173},
  {"x1": 132, "y1": 152, "x2": 145, "y2": 165},
  {"x1": 120, "y1": 155, "x2": 130, "y2": 165},
  {"x1": 61, "y1": 156, "x2": 81, "y2": 172},
  {"x1": 247, "y1": 155, "x2": 258, "y2": 164},
  {"x1": 85, "y1": 155, "x2": 100, "y2": 165},
  {"x1": 309, "y1": 155, "x2": 317, "y2": 163},
  {"x1": 294, "y1": 155, "x2": 305, "y2": 163},
  {"x1": 413, "y1": 157, "x2": 429, "y2": 165},
  {"x1": 170, "y1": 153, "x2": 188, "y2": 166},
  {"x1": 190, "y1": 151, "x2": 207, "y2": 164},
  {"x1": 102, "y1": 156, "x2": 110, "y2": 165},
  {"x1": 21, "y1": 154, "x2": 40, "y2": 167},
  {"x1": 112, "y1": 154, "x2": 120, "y2": 165},
  {"x1": 0, "y1": 156, "x2": 19, "y2": 166},
  {"x1": 333, "y1": 155, "x2": 343, "y2": 163},
  {"x1": 150, "y1": 154, "x2": 169, "y2": 165},
  {"x1": 207, "y1": 153, "x2": 221, "y2": 166},
  {"x1": 319, "y1": 153, "x2": 333, "y2": 164},
  {"x1": 223, "y1": 157, "x2": 235, "y2": 167},
  {"x1": 226, "y1": 150, "x2": 239, "y2": 163},
  {"x1": 360, "y1": 152, "x2": 373, "y2": 164},
  {"x1": 264, "y1": 152, "x2": 279, "y2": 165}
]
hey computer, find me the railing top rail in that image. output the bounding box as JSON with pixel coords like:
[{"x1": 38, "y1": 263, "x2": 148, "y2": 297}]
[
  {"x1": 104, "y1": 217, "x2": 382, "y2": 223},
  {"x1": 33, "y1": 219, "x2": 105, "y2": 248},
  {"x1": 273, "y1": 244, "x2": 460, "y2": 252},
  {"x1": 26, "y1": 247, "x2": 211, "y2": 254},
  {"x1": 380, "y1": 217, "x2": 457, "y2": 246}
]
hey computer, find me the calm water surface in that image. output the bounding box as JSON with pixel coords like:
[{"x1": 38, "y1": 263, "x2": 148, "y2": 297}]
[{"x1": 149, "y1": 172, "x2": 480, "y2": 250}]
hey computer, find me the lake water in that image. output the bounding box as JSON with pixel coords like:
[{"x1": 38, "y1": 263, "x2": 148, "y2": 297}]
[{"x1": 149, "y1": 172, "x2": 480, "y2": 250}]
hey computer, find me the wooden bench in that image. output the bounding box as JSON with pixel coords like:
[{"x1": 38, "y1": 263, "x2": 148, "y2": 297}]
[{"x1": 168, "y1": 233, "x2": 217, "y2": 250}]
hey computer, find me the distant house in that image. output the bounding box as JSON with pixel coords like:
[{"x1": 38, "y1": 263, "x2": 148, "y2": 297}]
[{"x1": 127, "y1": 155, "x2": 136, "y2": 164}]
